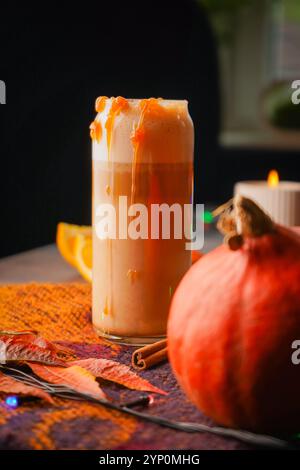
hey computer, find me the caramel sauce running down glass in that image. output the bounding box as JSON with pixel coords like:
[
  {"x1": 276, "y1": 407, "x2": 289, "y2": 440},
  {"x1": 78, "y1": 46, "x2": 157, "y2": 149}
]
[{"x1": 91, "y1": 97, "x2": 194, "y2": 345}]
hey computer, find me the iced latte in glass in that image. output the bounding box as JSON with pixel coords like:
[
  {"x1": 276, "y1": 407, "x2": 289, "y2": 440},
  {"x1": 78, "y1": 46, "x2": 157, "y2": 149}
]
[{"x1": 91, "y1": 97, "x2": 194, "y2": 344}]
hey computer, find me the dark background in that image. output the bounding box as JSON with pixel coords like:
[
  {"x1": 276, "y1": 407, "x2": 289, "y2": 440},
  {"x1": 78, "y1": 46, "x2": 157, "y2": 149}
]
[{"x1": 0, "y1": 1, "x2": 299, "y2": 258}]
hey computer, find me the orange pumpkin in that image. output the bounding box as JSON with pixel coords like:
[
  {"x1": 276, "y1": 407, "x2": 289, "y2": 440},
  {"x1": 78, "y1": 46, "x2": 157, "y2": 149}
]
[{"x1": 167, "y1": 196, "x2": 300, "y2": 433}]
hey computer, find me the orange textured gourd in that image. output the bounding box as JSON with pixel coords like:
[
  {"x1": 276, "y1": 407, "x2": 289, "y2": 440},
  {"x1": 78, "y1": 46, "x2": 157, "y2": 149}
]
[{"x1": 167, "y1": 196, "x2": 300, "y2": 433}]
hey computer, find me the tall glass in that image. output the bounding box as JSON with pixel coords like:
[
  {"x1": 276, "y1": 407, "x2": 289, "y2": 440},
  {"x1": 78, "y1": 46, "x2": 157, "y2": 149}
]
[{"x1": 91, "y1": 97, "x2": 194, "y2": 344}]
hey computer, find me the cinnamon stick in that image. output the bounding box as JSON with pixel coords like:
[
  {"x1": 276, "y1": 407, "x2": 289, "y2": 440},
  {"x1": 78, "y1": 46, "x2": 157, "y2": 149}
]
[{"x1": 132, "y1": 339, "x2": 168, "y2": 370}]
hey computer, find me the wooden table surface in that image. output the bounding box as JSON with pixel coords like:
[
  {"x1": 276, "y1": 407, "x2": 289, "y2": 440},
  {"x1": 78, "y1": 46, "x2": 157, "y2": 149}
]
[
  {"x1": 0, "y1": 229, "x2": 222, "y2": 284},
  {"x1": 0, "y1": 245, "x2": 83, "y2": 284}
]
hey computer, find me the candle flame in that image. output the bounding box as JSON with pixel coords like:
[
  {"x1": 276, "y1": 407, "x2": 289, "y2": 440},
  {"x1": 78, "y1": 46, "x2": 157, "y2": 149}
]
[{"x1": 267, "y1": 169, "x2": 279, "y2": 187}]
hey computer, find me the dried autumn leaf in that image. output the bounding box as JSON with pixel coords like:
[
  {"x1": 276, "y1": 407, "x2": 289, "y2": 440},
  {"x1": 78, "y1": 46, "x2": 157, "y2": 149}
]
[
  {"x1": 71, "y1": 358, "x2": 167, "y2": 395},
  {"x1": 0, "y1": 370, "x2": 54, "y2": 403},
  {"x1": 30, "y1": 334, "x2": 75, "y2": 359},
  {"x1": 0, "y1": 330, "x2": 75, "y2": 366},
  {"x1": 28, "y1": 363, "x2": 106, "y2": 400}
]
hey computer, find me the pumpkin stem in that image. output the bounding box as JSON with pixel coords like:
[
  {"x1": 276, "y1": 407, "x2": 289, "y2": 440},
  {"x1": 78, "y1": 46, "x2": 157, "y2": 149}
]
[{"x1": 216, "y1": 196, "x2": 275, "y2": 250}]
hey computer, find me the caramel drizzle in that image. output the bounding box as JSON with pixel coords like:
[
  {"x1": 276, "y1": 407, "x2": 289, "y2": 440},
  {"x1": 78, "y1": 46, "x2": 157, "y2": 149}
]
[
  {"x1": 90, "y1": 96, "x2": 108, "y2": 143},
  {"x1": 130, "y1": 98, "x2": 162, "y2": 205},
  {"x1": 90, "y1": 96, "x2": 129, "y2": 156},
  {"x1": 127, "y1": 269, "x2": 138, "y2": 284},
  {"x1": 95, "y1": 96, "x2": 108, "y2": 113},
  {"x1": 105, "y1": 96, "x2": 128, "y2": 160},
  {"x1": 102, "y1": 296, "x2": 109, "y2": 319},
  {"x1": 89, "y1": 120, "x2": 102, "y2": 143}
]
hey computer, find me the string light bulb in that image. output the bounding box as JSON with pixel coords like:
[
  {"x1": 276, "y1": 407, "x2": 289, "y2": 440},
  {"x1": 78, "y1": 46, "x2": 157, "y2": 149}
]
[
  {"x1": 5, "y1": 396, "x2": 19, "y2": 408},
  {"x1": 202, "y1": 210, "x2": 214, "y2": 224}
]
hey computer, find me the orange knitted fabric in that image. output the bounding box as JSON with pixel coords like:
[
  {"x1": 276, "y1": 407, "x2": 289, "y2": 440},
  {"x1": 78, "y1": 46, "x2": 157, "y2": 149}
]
[
  {"x1": 0, "y1": 283, "x2": 138, "y2": 449},
  {"x1": 0, "y1": 283, "x2": 98, "y2": 343}
]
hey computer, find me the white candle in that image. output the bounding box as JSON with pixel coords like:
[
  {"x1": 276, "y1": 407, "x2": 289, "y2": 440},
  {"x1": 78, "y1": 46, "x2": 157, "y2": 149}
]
[{"x1": 234, "y1": 171, "x2": 300, "y2": 226}]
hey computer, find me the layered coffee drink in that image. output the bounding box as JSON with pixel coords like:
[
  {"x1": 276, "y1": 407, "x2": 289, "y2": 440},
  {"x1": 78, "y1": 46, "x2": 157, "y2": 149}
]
[{"x1": 91, "y1": 97, "x2": 194, "y2": 344}]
